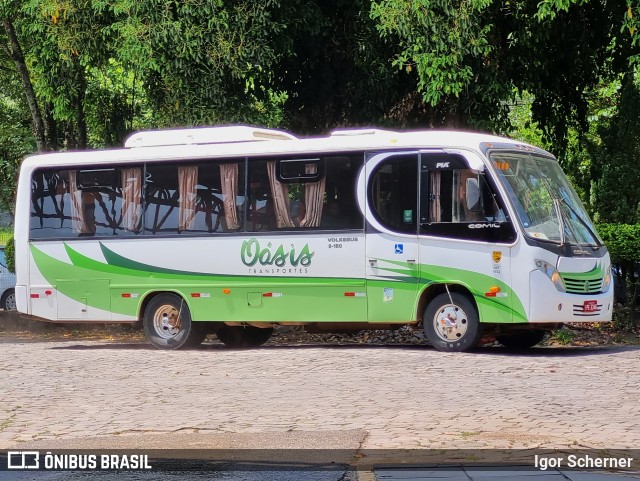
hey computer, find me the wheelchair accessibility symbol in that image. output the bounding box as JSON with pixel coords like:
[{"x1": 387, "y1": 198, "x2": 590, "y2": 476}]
[{"x1": 394, "y1": 244, "x2": 404, "y2": 254}]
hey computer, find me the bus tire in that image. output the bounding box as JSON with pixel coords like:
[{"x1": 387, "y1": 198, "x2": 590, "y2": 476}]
[
  {"x1": 497, "y1": 329, "x2": 547, "y2": 348},
  {"x1": 1, "y1": 288, "x2": 16, "y2": 311},
  {"x1": 216, "y1": 325, "x2": 273, "y2": 348},
  {"x1": 143, "y1": 293, "x2": 206, "y2": 350},
  {"x1": 423, "y1": 292, "x2": 482, "y2": 352}
]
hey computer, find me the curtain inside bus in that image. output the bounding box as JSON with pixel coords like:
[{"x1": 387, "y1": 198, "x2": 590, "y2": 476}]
[
  {"x1": 178, "y1": 166, "x2": 198, "y2": 231},
  {"x1": 300, "y1": 163, "x2": 326, "y2": 228},
  {"x1": 219, "y1": 163, "x2": 240, "y2": 230},
  {"x1": 121, "y1": 167, "x2": 142, "y2": 231},
  {"x1": 266, "y1": 161, "x2": 295, "y2": 228}
]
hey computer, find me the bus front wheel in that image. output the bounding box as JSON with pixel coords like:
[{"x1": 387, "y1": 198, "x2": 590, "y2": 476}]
[
  {"x1": 143, "y1": 294, "x2": 207, "y2": 350},
  {"x1": 423, "y1": 292, "x2": 482, "y2": 352},
  {"x1": 216, "y1": 325, "x2": 273, "y2": 348}
]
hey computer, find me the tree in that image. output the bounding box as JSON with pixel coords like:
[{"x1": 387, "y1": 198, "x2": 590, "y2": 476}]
[
  {"x1": 369, "y1": 0, "x2": 635, "y2": 149},
  {"x1": 106, "y1": 0, "x2": 289, "y2": 128},
  {"x1": 0, "y1": 70, "x2": 33, "y2": 215},
  {"x1": 21, "y1": 0, "x2": 120, "y2": 149},
  {"x1": 371, "y1": 0, "x2": 498, "y2": 128},
  {"x1": 272, "y1": 0, "x2": 416, "y2": 133},
  {"x1": 591, "y1": 75, "x2": 640, "y2": 223},
  {"x1": 1, "y1": 1, "x2": 50, "y2": 151}
]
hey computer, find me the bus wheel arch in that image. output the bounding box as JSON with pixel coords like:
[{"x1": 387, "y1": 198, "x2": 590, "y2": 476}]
[
  {"x1": 418, "y1": 284, "x2": 482, "y2": 352},
  {"x1": 141, "y1": 291, "x2": 207, "y2": 350},
  {"x1": 417, "y1": 283, "x2": 479, "y2": 323}
]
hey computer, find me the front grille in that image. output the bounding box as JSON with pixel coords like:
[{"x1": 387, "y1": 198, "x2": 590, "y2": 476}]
[{"x1": 562, "y1": 276, "x2": 603, "y2": 295}]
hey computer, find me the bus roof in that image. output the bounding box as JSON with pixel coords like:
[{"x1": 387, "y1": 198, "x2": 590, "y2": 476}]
[
  {"x1": 124, "y1": 125, "x2": 298, "y2": 147},
  {"x1": 21, "y1": 126, "x2": 553, "y2": 169}
]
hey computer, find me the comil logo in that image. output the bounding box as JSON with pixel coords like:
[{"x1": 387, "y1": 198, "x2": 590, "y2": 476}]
[{"x1": 8, "y1": 451, "x2": 40, "y2": 469}]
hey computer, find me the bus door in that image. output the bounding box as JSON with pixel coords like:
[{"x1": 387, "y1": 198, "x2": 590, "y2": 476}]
[
  {"x1": 365, "y1": 152, "x2": 421, "y2": 323},
  {"x1": 419, "y1": 150, "x2": 517, "y2": 324}
]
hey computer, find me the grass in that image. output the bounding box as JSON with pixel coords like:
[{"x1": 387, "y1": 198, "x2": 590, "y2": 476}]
[
  {"x1": 551, "y1": 327, "x2": 575, "y2": 345},
  {"x1": 0, "y1": 228, "x2": 11, "y2": 246}
]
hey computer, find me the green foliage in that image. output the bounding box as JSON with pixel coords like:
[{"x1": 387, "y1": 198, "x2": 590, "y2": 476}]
[
  {"x1": 507, "y1": 94, "x2": 548, "y2": 148},
  {"x1": 274, "y1": 0, "x2": 408, "y2": 133},
  {"x1": 0, "y1": 71, "x2": 34, "y2": 214},
  {"x1": 597, "y1": 223, "x2": 640, "y2": 325},
  {"x1": 565, "y1": 78, "x2": 622, "y2": 208},
  {"x1": 368, "y1": 0, "x2": 630, "y2": 143},
  {"x1": 370, "y1": 0, "x2": 508, "y2": 129},
  {"x1": 4, "y1": 236, "x2": 14, "y2": 273},
  {"x1": 0, "y1": 229, "x2": 12, "y2": 246},
  {"x1": 591, "y1": 76, "x2": 640, "y2": 223},
  {"x1": 535, "y1": 0, "x2": 589, "y2": 20},
  {"x1": 105, "y1": 0, "x2": 289, "y2": 127},
  {"x1": 612, "y1": 296, "x2": 636, "y2": 330},
  {"x1": 20, "y1": 0, "x2": 114, "y2": 148},
  {"x1": 0, "y1": 0, "x2": 639, "y2": 226},
  {"x1": 622, "y1": 2, "x2": 640, "y2": 51},
  {"x1": 551, "y1": 327, "x2": 575, "y2": 345},
  {"x1": 84, "y1": 59, "x2": 150, "y2": 147},
  {"x1": 371, "y1": 0, "x2": 493, "y2": 106},
  {"x1": 596, "y1": 224, "x2": 640, "y2": 265}
]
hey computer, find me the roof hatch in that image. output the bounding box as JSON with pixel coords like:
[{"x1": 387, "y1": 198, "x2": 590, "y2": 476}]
[{"x1": 124, "y1": 125, "x2": 297, "y2": 148}]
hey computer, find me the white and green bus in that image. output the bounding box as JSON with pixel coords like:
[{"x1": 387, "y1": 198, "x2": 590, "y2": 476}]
[{"x1": 14, "y1": 126, "x2": 613, "y2": 351}]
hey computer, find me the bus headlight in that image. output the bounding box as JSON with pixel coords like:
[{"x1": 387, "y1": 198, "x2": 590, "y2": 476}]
[{"x1": 535, "y1": 259, "x2": 566, "y2": 292}]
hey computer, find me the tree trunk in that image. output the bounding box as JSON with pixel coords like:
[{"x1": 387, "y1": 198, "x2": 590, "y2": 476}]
[
  {"x1": 76, "y1": 67, "x2": 87, "y2": 149},
  {"x1": 43, "y1": 103, "x2": 58, "y2": 150},
  {"x1": 2, "y1": 18, "x2": 49, "y2": 151}
]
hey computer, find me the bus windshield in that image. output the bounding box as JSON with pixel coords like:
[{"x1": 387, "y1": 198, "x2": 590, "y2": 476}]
[{"x1": 490, "y1": 151, "x2": 602, "y2": 247}]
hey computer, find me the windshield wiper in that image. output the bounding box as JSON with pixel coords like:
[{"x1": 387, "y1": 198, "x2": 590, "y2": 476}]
[
  {"x1": 538, "y1": 176, "x2": 567, "y2": 246},
  {"x1": 552, "y1": 198, "x2": 567, "y2": 246},
  {"x1": 559, "y1": 196, "x2": 602, "y2": 248}
]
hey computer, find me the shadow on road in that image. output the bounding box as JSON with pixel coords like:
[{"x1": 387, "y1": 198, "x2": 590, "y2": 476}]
[
  {"x1": 24, "y1": 340, "x2": 639, "y2": 358},
  {"x1": 2, "y1": 309, "x2": 638, "y2": 357}
]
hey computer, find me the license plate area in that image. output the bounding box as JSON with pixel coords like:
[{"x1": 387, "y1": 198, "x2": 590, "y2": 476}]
[{"x1": 583, "y1": 300, "x2": 598, "y2": 312}]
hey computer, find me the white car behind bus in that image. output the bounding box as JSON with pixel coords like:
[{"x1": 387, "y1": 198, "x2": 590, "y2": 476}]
[{"x1": 0, "y1": 246, "x2": 17, "y2": 311}]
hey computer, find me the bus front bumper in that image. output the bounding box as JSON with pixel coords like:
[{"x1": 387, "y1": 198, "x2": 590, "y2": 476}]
[{"x1": 528, "y1": 271, "x2": 613, "y2": 323}]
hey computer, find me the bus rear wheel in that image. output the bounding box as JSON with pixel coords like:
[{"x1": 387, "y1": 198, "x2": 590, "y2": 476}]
[
  {"x1": 143, "y1": 293, "x2": 207, "y2": 350},
  {"x1": 216, "y1": 325, "x2": 273, "y2": 348},
  {"x1": 423, "y1": 292, "x2": 482, "y2": 352},
  {"x1": 497, "y1": 329, "x2": 547, "y2": 348}
]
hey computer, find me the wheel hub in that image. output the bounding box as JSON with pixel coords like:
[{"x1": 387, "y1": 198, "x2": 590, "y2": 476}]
[
  {"x1": 433, "y1": 304, "x2": 468, "y2": 342},
  {"x1": 153, "y1": 305, "x2": 181, "y2": 339}
]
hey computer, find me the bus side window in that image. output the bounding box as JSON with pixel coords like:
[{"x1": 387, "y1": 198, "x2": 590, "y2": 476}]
[
  {"x1": 246, "y1": 171, "x2": 275, "y2": 232},
  {"x1": 144, "y1": 162, "x2": 243, "y2": 235},
  {"x1": 71, "y1": 167, "x2": 142, "y2": 237},
  {"x1": 423, "y1": 168, "x2": 514, "y2": 242},
  {"x1": 369, "y1": 154, "x2": 418, "y2": 234},
  {"x1": 247, "y1": 155, "x2": 364, "y2": 232},
  {"x1": 430, "y1": 169, "x2": 502, "y2": 223},
  {"x1": 320, "y1": 201, "x2": 348, "y2": 228},
  {"x1": 319, "y1": 156, "x2": 363, "y2": 230}
]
